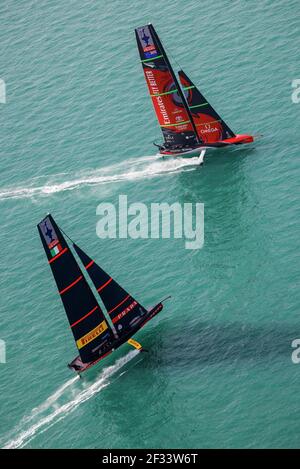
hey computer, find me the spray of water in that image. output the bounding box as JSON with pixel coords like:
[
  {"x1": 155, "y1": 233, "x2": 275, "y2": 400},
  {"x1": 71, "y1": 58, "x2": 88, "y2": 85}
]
[
  {"x1": 0, "y1": 155, "x2": 199, "y2": 201},
  {"x1": 3, "y1": 350, "x2": 139, "y2": 449}
]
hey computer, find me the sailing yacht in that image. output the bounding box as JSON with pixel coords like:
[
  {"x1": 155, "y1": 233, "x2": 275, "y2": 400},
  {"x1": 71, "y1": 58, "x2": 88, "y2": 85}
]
[
  {"x1": 135, "y1": 24, "x2": 254, "y2": 160},
  {"x1": 38, "y1": 214, "x2": 169, "y2": 375}
]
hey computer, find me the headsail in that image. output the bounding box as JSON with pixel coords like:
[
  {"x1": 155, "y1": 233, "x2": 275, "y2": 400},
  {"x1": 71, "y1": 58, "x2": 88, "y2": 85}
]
[
  {"x1": 135, "y1": 24, "x2": 200, "y2": 148},
  {"x1": 73, "y1": 244, "x2": 148, "y2": 338},
  {"x1": 37, "y1": 215, "x2": 114, "y2": 363},
  {"x1": 178, "y1": 70, "x2": 235, "y2": 143}
]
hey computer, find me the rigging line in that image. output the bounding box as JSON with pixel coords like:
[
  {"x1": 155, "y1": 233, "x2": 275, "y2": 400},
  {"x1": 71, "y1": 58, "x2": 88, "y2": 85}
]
[
  {"x1": 57, "y1": 224, "x2": 76, "y2": 244},
  {"x1": 162, "y1": 41, "x2": 183, "y2": 72}
]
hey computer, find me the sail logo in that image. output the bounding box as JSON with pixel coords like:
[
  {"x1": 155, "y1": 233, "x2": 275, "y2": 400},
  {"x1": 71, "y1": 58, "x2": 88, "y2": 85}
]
[
  {"x1": 200, "y1": 124, "x2": 219, "y2": 134},
  {"x1": 112, "y1": 301, "x2": 138, "y2": 325},
  {"x1": 96, "y1": 195, "x2": 204, "y2": 250},
  {"x1": 144, "y1": 62, "x2": 155, "y2": 68},
  {"x1": 200, "y1": 127, "x2": 218, "y2": 134},
  {"x1": 138, "y1": 25, "x2": 158, "y2": 59},
  {"x1": 156, "y1": 96, "x2": 171, "y2": 125},
  {"x1": 77, "y1": 321, "x2": 108, "y2": 349},
  {"x1": 0, "y1": 339, "x2": 6, "y2": 363},
  {"x1": 0, "y1": 79, "x2": 5, "y2": 104},
  {"x1": 39, "y1": 217, "x2": 60, "y2": 251},
  {"x1": 291, "y1": 79, "x2": 300, "y2": 103},
  {"x1": 145, "y1": 70, "x2": 171, "y2": 125}
]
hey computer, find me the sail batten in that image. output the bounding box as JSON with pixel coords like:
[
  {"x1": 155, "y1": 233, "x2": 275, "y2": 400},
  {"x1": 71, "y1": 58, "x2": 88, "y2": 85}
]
[{"x1": 97, "y1": 277, "x2": 112, "y2": 292}]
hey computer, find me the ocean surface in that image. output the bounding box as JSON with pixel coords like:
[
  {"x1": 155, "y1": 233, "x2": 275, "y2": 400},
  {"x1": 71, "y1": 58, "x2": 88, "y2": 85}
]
[{"x1": 1, "y1": 0, "x2": 300, "y2": 449}]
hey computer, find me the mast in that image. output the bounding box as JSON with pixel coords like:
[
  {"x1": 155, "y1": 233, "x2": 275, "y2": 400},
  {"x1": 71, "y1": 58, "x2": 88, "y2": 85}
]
[{"x1": 149, "y1": 24, "x2": 200, "y2": 143}]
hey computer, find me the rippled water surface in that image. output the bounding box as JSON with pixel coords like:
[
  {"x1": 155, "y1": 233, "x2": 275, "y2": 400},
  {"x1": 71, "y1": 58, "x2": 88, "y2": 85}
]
[{"x1": 1, "y1": 0, "x2": 300, "y2": 449}]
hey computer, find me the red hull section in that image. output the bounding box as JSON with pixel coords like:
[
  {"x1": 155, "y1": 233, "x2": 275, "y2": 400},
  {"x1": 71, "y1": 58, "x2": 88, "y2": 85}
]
[
  {"x1": 219, "y1": 134, "x2": 254, "y2": 145},
  {"x1": 159, "y1": 134, "x2": 255, "y2": 156}
]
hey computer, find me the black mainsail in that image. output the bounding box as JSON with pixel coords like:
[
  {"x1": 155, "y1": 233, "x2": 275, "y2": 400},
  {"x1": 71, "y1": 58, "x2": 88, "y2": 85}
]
[
  {"x1": 38, "y1": 215, "x2": 114, "y2": 364},
  {"x1": 73, "y1": 244, "x2": 149, "y2": 338},
  {"x1": 178, "y1": 70, "x2": 235, "y2": 143}
]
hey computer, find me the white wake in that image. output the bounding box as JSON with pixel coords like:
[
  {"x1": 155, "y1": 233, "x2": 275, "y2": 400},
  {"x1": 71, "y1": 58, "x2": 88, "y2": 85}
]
[
  {"x1": 0, "y1": 155, "x2": 199, "y2": 201},
  {"x1": 3, "y1": 349, "x2": 140, "y2": 449}
]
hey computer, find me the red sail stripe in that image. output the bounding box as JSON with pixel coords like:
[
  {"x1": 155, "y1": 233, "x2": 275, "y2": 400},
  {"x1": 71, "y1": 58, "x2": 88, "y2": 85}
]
[
  {"x1": 48, "y1": 247, "x2": 68, "y2": 264},
  {"x1": 97, "y1": 277, "x2": 112, "y2": 292},
  {"x1": 107, "y1": 294, "x2": 130, "y2": 315},
  {"x1": 70, "y1": 305, "x2": 98, "y2": 328},
  {"x1": 85, "y1": 260, "x2": 94, "y2": 269},
  {"x1": 59, "y1": 275, "x2": 83, "y2": 295}
]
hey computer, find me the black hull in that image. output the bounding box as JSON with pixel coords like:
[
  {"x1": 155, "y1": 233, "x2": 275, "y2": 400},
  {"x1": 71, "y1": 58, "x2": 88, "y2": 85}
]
[{"x1": 68, "y1": 302, "x2": 163, "y2": 373}]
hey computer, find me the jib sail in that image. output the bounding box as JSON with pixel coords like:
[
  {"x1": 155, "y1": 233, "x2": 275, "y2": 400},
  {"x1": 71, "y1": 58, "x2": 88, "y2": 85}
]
[
  {"x1": 135, "y1": 24, "x2": 200, "y2": 148},
  {"x1": 73, "y1": 244, "x2": 149, "y2": 338},
  {"x1": 38, "y1": 215, "x2": 114, "y2": 363},
  {"x1": 178, "y1": 70, "x2": 235, "y2": 143}
]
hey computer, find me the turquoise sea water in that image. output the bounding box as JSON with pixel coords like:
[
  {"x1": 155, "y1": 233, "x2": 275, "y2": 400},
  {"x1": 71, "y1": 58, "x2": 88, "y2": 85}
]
[{"x1": 1, "y1": 0, "x2": 300, "y2": 449}]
